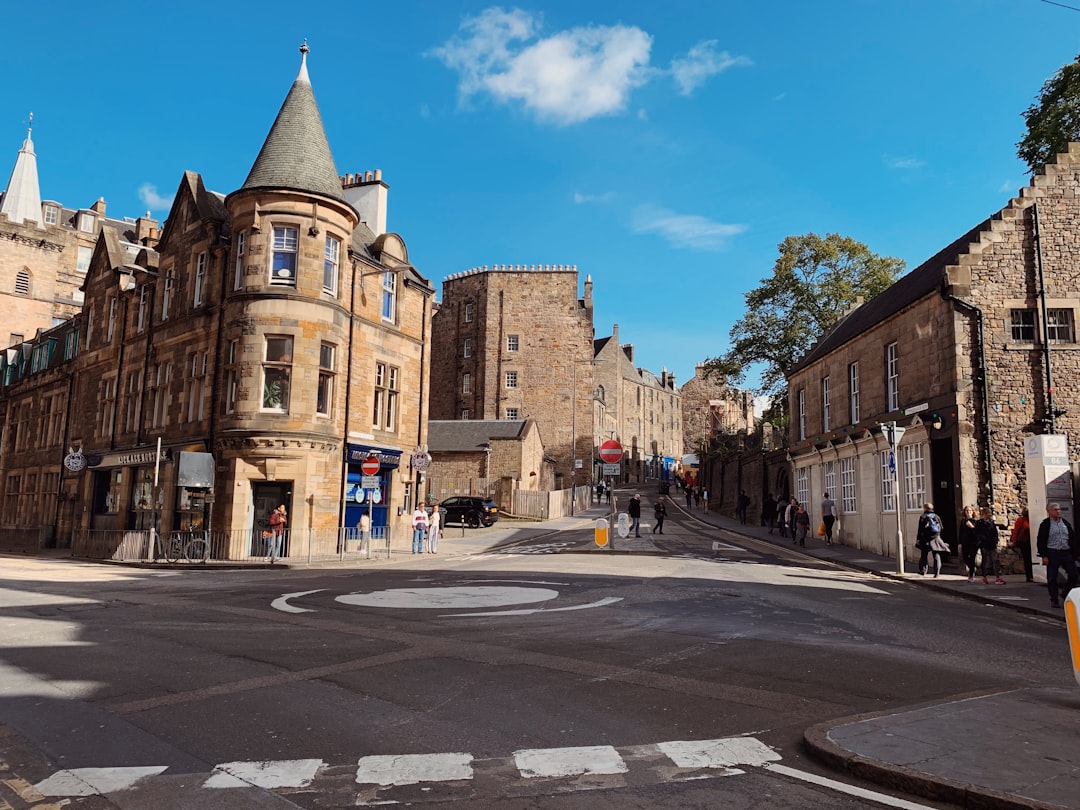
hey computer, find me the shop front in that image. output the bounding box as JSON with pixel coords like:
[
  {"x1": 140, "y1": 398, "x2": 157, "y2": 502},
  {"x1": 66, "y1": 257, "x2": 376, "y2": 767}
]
[{"x1": 344, "y1": 444, "x2": 402, "y2": 531}]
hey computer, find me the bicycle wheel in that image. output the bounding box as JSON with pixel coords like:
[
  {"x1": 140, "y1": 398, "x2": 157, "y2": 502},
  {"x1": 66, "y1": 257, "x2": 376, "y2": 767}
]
[
  {"x1": 185, "y1": 538, "x2": 209, "y2": 563},
  {"x1": 164, "y1": 534, "x2": 183, "y2": 564}
]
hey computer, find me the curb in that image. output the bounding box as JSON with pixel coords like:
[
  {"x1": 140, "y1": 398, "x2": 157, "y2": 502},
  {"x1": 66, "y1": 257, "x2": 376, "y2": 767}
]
[{"x1": 802, "y1": 694, "x2": 1068, "y2": 810}]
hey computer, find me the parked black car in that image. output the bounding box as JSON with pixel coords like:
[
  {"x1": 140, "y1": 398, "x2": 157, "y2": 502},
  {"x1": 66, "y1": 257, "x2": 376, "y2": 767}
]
[{"x1": 440, "y1": 496, "x2": 499, "y2": 528}]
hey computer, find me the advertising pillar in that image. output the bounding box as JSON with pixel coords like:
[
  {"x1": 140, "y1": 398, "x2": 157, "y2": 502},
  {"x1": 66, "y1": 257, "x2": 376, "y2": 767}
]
[{"x1": 1024, "y1": 434, "x2": 1073, "y2": 585}]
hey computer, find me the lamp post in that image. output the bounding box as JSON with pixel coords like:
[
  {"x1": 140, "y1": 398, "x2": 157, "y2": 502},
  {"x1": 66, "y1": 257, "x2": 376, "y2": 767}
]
[{"x1": 569, "y1": 360, "x2": 593, "y2": 516}]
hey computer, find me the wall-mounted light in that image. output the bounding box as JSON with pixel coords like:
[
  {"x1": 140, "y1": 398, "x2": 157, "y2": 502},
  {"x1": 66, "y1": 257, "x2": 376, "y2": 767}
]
[{"x1": 931, "y1": 413, "x2": 943, "y2": 430}]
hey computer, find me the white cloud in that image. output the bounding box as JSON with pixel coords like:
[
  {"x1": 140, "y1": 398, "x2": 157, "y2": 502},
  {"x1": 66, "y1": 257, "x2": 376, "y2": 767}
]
[
  {"x1": 631, "y1": 204, "x2": 747, "y2": 250},
  {"x1": 138, "y1": 183, "x2": 173, "y2": 211},
  {"x1": 430, "y1": 7, "x2": 652, "y2": 125},
  {"x1": 573, "y1": 191, "x2": 615, "y2": 204},
  {"x1": 883, "y1": 155, "x2": 926, "y2": 170},
  {"x1": 670, "y1": 40, "x2": 751, "y2": 96},
  {"x1": 998, "y1": 179, "x2": 1014, "y2": 194}
]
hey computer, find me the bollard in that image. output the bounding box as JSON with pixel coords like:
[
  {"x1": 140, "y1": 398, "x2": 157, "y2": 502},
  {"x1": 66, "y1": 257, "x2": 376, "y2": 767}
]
[
  {"x1": 1066, "y1": 589, "x2": 1080, "y2": 688},
  {"x1": 594, "y1": 518, "x2": 609, "y2": 549}
]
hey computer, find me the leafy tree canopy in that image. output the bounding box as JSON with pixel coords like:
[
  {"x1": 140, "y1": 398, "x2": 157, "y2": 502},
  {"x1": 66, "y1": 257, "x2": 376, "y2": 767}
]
[
  {"x1": 702, "y1": 233, "x2": 904, "y2": 399},
  {"x1": 1018, "y1": 53, "x2": 1080, "y2": 173}
]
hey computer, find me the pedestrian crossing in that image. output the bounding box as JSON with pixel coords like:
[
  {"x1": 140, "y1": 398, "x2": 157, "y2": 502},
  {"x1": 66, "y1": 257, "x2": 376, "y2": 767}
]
[{"x1": 33, "y1": 735, "x2": 781, "y2": 804}]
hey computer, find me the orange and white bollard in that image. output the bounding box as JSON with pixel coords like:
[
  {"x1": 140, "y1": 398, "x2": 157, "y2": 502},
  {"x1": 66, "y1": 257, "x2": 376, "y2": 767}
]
[{"x1": 1065, "y1": 589, "x2": 1080, "y2": 687}]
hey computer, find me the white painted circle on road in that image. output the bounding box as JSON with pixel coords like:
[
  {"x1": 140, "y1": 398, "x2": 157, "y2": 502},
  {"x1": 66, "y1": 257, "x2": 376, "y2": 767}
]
[{"x1": 336, "y1": 586, "x2": 558, "y2": 609}]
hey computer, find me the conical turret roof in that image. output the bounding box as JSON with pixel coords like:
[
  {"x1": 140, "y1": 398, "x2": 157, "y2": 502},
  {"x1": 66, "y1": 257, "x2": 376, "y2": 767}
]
[
  {"x1": 241, "y1": 43, "x2": 346, "y2": 204},
  {"x1": 0, "y1": 115, "x2": 43, "y2": 226}
]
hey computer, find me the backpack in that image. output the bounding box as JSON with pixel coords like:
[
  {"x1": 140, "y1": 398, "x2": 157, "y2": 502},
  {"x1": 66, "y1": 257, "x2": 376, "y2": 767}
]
[{"x1": 921, "y1": 512, "x2": 941, "y2": 536}]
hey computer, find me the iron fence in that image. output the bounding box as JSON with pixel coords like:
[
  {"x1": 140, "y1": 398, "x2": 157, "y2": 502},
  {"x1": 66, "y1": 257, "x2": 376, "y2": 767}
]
[{"x1": 70, "y1": 525, "x2": 394, "y2": 564}]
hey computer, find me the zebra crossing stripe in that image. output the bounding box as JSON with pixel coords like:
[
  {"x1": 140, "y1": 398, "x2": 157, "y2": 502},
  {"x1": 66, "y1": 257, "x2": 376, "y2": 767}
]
[
  {"x1": 513, "y1": 745, "x2": 628, "y2": 778},
  {"x1": 34, "y1": 766, "x2": 167, "y2": 797},
  {"x1": 204, "y1": 758, "x2": 324, "y2": 789},
  {"x1": 355, "y1": 753, "x2": 474, "y2": 786},
  {"x1": 658, "y1": 737, "x2": 781, "y2": 769}
]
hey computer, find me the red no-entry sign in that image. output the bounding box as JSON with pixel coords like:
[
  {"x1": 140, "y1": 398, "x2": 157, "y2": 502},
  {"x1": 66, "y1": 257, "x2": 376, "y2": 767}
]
[
  {"x1": 361, "y1": 455, "x2": 380, "y2": 475},
  {"x1": 598, "y1": 440, "x2": 623, "y2": 464}
]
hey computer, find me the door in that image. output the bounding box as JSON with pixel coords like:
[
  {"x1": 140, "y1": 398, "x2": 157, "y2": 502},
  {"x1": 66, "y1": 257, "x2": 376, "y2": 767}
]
[
  {"x1": 252, "y1": 481, "x2": 292, "y2": 557},
  {"x1": 930, "y1": 437, "x2": 958, "y2": 553}
]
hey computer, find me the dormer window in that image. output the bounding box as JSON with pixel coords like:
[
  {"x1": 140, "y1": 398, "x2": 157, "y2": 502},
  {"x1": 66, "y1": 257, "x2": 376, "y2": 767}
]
[
  {"x1": 271, "y1": 225, "x2": 298, "y2": 287},
  {"x1": 78, "y1": 212, "x2": 95, "y2": 233},
  {"x1": 43, "y1": 205, "x2": 59, "y2": 225}
]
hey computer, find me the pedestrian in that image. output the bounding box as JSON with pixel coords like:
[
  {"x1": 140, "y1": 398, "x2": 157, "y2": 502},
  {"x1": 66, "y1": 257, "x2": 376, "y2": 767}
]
[
  {"x1": 777, "y1": 495, "x2": 788, "y2": 538},
  {"x1": 693, "y1": 487, "x2": 700, "y2": 508},
  {"x1": 762, "y1": 493, "x2": 775, "y2": 531},
  {"x1": 1009, "y1": 507, "x2": 1034, "y2": 582},
  {"x1": 820, "y1": 491, "x2": 837, "y2": 546},
  {"x1": 685, "y1": 485, "x2": 693, "y2": 508},
  {"x1": 267, "y1": 504, "x2": 287, "y2": 562},
  {"x1": 1036, "y1": 502, "x2": 1080, "y2": 608},
  {"x1": 958, "y1": 505, "x2": 979, "y2": 582},
  {"x1": 975, "y1": 506, "x2": 1005, "y2": 585},
  {"x1": 357, "y1": 511, "x2": 371, "y2": 555},
  {"x1": 596, "y1": 480, "x2": 605, "y2": 504},
  {"x1": 605, "y1": 482, "x2": 612, "y2": 504},
  {"x1": 427, "y1": 503, "x2": 442, "y2": 554},
  {"x1": 785, "y1": 497, "x2": 798, "y2": 543},
  {"x1": 701, "y1": 488, "x2": 709, "y2": 512},
  {"x1": 628, "y1": 493, "x2": 642, "y2": 537},
  {"x1": 794, "y1": 502, "x2": 810, "y2": 546},
  {"x1": 411, "y1": 504, "x2": 429, "y2": 554},
  {"x1": 736, "y1": 491, "x2": 750, "y2": 524},
  {"x1": 915, "y1": 502, "x2": 945, "y2": 578},
  {"x1": 652, "y1": 496, "x2": 667, "y2": 535}
]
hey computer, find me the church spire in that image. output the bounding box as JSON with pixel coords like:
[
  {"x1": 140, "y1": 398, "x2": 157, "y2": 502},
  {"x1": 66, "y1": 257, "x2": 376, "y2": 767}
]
[
  {"x1": 0, "y1": 113, "x2": 44, "y2": 227},
  {"x1": 240, "y1": 42, "x2": 346, "y2": 204}
]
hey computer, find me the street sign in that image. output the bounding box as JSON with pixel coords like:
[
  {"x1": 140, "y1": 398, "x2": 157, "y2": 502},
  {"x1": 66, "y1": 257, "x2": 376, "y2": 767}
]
[
  {"x1": 412, "y1": 448, "x2": 431, "y2": 472},
  {"x1": 361, "y1": 456, "x2": 380, "y2": 475},
  {"x1": 602, "y1": 463, "x2": 621, "y2": 477},
  {"x1": 361, "y1": 475, "x2": 381, "y2": 488},
  {"x1": 598, "y1": 439, "x2": 623, "y2": 464}
]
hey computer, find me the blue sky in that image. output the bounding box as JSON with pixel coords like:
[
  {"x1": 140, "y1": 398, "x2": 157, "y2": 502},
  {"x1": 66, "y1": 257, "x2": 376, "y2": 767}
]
[{"x1": 4, "y1": 1, "x2": 1080, "y2": 391}]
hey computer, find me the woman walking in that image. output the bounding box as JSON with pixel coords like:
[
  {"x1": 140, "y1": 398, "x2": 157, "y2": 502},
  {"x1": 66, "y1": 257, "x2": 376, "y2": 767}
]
[
  {"x1": 975, "y1": 506, "x2": 1005, "y2": 584},
  {"x1": 958, "y1": 505, "x2": 979, "y2": 582},
  {"x1": 427, "y1": 503, "x2": 442, "y2": 554}
]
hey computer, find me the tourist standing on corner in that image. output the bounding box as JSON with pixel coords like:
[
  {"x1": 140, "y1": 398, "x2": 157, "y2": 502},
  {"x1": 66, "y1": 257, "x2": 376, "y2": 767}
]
[
  {"x1": 427, "y1": 504, "x2": 442, "y2": 554},
  {"x1": 357, "y1": 511, "x2": 371, "y2": 555},
  {"x1": 268, "y1": 504, "x2": 287, "y2": 563},
  {"x1": 975, "y1": 506, "x2": 1004, "y2": 585},
  {"x1": 652, "y1": 496, "x2": 667, "y2": 535},
  {"x1": 628, "y1": 493, "x2": 642, "y2": 537},
  {"x1": 820, "y1": 492, "x2": 837, "y2": 546},
  {"x1": 1036, "y1": 502, "x2": 1080, "y2": 608},
  {"x1": 411, "y1": 505, "x2": 429, "y2": 554},
  {"x1": 958, "y1": 505, "x2": 978, "y2": 582},
  {"x1": 1009, "y1": 507, "x2": 1033, "y2": 582}
]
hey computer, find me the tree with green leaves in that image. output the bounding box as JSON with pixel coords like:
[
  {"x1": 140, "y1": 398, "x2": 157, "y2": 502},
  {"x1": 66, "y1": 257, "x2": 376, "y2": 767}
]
[
  {"x1": 1017, "y1": 54, "x2": 1080, "y2": 173},
  {"x1": 703, "y1": 233, "x2": 904, "y2": 405}
]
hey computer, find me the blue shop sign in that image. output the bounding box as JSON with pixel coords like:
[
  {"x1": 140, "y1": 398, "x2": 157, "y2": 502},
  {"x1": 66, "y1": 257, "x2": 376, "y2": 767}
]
[{"x1": 346, "y1": 444, "x2": 402, "y2": 468}]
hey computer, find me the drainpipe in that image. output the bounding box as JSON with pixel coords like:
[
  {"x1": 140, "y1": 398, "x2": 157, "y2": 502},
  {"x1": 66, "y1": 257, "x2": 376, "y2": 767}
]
[
  {"x1": 942, "y1": 291, "x2": 994, "y2": 506},
  {"x1": 338, "y1": 255, "x2": 359, "y2": 531},
  {"x1": 1033, "y1": 202, "x2": 1058, "y2": 433}
]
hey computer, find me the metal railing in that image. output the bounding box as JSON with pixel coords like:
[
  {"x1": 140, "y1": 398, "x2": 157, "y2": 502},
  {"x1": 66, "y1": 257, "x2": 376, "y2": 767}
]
[{"x1": 71, "y1": 525, "x2": 394, "y2": 564}]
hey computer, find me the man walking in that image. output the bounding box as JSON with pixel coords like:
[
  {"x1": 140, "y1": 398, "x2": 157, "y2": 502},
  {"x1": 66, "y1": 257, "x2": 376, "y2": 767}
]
[
  {"x1": 628, "y1": 493, "x2": 642, "y2": 537},
  {"x1": 1036, "y1": 502, "x2": 1080, "y2": 608},
  {"x1": 652, "y1": 496, "x2": 667, "y2": 535},
  {"x1": 820, "y1": 492, "x2": 837, "y2": 546}
]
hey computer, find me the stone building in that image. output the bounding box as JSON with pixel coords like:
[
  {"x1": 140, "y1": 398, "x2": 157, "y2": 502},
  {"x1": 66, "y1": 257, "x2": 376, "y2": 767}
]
[
  {"x1": 0, "y1": 120, "x2": 155, "y2": 346},
  {"x1": 592, "y1": 324, "x2": 682, "y2": 484},
  {"x1": 680, "y1": 363, "x2": 755, "y2": 457},
  {"x1": 429, "y1": 265, "x2": 594, "y2": 490},
  {"x1": 0, "y1": 45, "x2": 434, "y2": 556},
  {"x1": 785, "y1": 144, "x2": 1080, "y2": 564}
]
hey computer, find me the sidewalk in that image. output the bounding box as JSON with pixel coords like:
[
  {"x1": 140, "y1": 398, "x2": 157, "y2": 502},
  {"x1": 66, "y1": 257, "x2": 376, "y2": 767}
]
[{"x1": 599, "y1": 488, "x2": 1078, "y2": 810}]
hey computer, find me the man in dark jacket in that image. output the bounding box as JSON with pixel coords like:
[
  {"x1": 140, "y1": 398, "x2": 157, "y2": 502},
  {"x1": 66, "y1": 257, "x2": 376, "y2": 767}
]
[
  {"x1": 1036, "y1": 502, "x2": 1080, "y2": 608},
  {"x1": 652, "y1": 497, "x2": 667, "y2": 535},
  {"x1": 628, "y1": 493, "x2": 642, "y2": 537}
]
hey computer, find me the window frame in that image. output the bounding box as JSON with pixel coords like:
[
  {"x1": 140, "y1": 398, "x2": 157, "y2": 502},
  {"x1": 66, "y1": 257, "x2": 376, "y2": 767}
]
[
  {"x1": 233, "y1": 229, "x2": 246, "y2": 291},
  {"x1": 381, "y1": 270, "x2": 396, "y2": 322},
  {"x1": 901, "y1": 443, "x2": 926, "y2": 512},
  {"x1": 462, "y1": 372, "x2": 471, "y2": 394},
  {"x1": 821, "y1": 375, "x2": 830, "y2": 432},
  {"x1": 507, "y1": 334, "x2": 519, "y2": 352},
  {"x1": 797, "y1": 388, "x2": 806, "y2": 441},
  {"x1": 193, "y1": 251, "x2": 207, "y2": 307},
  {"x1": 848, "y1": 361, "x2": 859, "y2": 424},
  {"x1": 1010, "y1": 308, "x2": 1036, "y2": 342},
  {"x1": 323, "y1": 235, "x2": 340, "y2": 296},
  {"x1": 271, "y1": 225, "x2": 299, "y2": 287},
  {"x1": 317, "y1": 342, "x2": 336, "y2": 417},
  {"x1": 505, "y1": 371, "x2": 518, "y2": 389},
  {"x1": 262, "y1": 336, "x2": 293, "y2": 413},
  {"x1": 463, "y1": 337, "x2": 472, "y2": 358},
  {"x1": 1047, "y1": 308, "x2": 1076, "y2": 344},
  {"x1": 886, "y1": 342, "x2": 899, "y2": 412},
  {"x1": 840, "y1": 457, "x2": 857, "y2": 514}
]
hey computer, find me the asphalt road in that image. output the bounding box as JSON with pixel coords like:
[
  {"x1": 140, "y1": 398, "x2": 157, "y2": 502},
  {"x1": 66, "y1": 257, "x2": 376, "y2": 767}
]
[{"x1": 0, "y1": 507, "x2": 1070, "y2": 808}]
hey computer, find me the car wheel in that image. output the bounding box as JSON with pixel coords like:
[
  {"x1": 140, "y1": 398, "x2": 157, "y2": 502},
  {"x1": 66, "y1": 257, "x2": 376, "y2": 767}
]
[{"x1": 467, "y1": 513, "x2": 481, "y2": 529}]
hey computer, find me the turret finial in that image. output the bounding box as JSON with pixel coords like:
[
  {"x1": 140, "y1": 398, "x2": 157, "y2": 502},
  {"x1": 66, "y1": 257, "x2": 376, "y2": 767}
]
[
  {"x1": 26, "y1": 112, "x2": 33, "y2": 139},
  {"x1": 297, "y1": 40, "x2": 310, "y2": 83}
]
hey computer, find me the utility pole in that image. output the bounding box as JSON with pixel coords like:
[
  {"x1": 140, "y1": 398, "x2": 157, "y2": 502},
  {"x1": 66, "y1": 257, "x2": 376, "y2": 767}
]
[{"x1": 883, "y1": 421, "x2": 907, "y2": 574}]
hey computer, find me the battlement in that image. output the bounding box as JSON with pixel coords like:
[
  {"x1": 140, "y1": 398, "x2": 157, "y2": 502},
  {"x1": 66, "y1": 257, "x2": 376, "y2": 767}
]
[{"x1": 445, "y1": 264, "x2": 578, "y2": 281}]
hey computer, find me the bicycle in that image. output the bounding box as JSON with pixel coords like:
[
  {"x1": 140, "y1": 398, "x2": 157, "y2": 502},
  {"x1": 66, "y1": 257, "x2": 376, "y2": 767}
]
[{"x1": 156, "y1": 529, "x2": 210, "y2": 563}]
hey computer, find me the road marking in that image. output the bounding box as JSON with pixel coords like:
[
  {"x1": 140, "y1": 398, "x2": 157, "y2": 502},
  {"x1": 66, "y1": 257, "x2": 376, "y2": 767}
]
[
  {"x1": 356, "y1": 753, "x2": 474, "y2": 786},
  {"x1": 204, "y1": 759, "x2": 323, "y2": 789},
  {"x1": 34, "y1": 766, "x2": 167, "y2": 797},
  {"x1": 761, "y1": 762, "x2": 937, "y2": 809},
  {"x1": 658, "y1": 736, "x2": 780, "y2": 769},
  {"x1": 337, "y1": 586, "x2": 559, "y2": 609},
  {"x1": 271, "y1": 589, "x2": 326, "y2": 613},
  {"x1": 514, "y1": 745, "x2": 627, "y2": 778},
  {"x1": 442, "y1": 596, "x2": 623, "y2": 617},
  {"x1": 711, "y1": 541, "x2": 745, "y2": 551}
]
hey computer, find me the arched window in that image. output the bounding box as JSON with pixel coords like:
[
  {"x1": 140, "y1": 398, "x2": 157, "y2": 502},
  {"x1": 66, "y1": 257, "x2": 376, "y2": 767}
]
[
  {"x1": 15, "y1": 269, "x2": 31, "y2": 297},
  {"x1": 595, "y1": 384, "x2": 605, "y2": 402}
]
